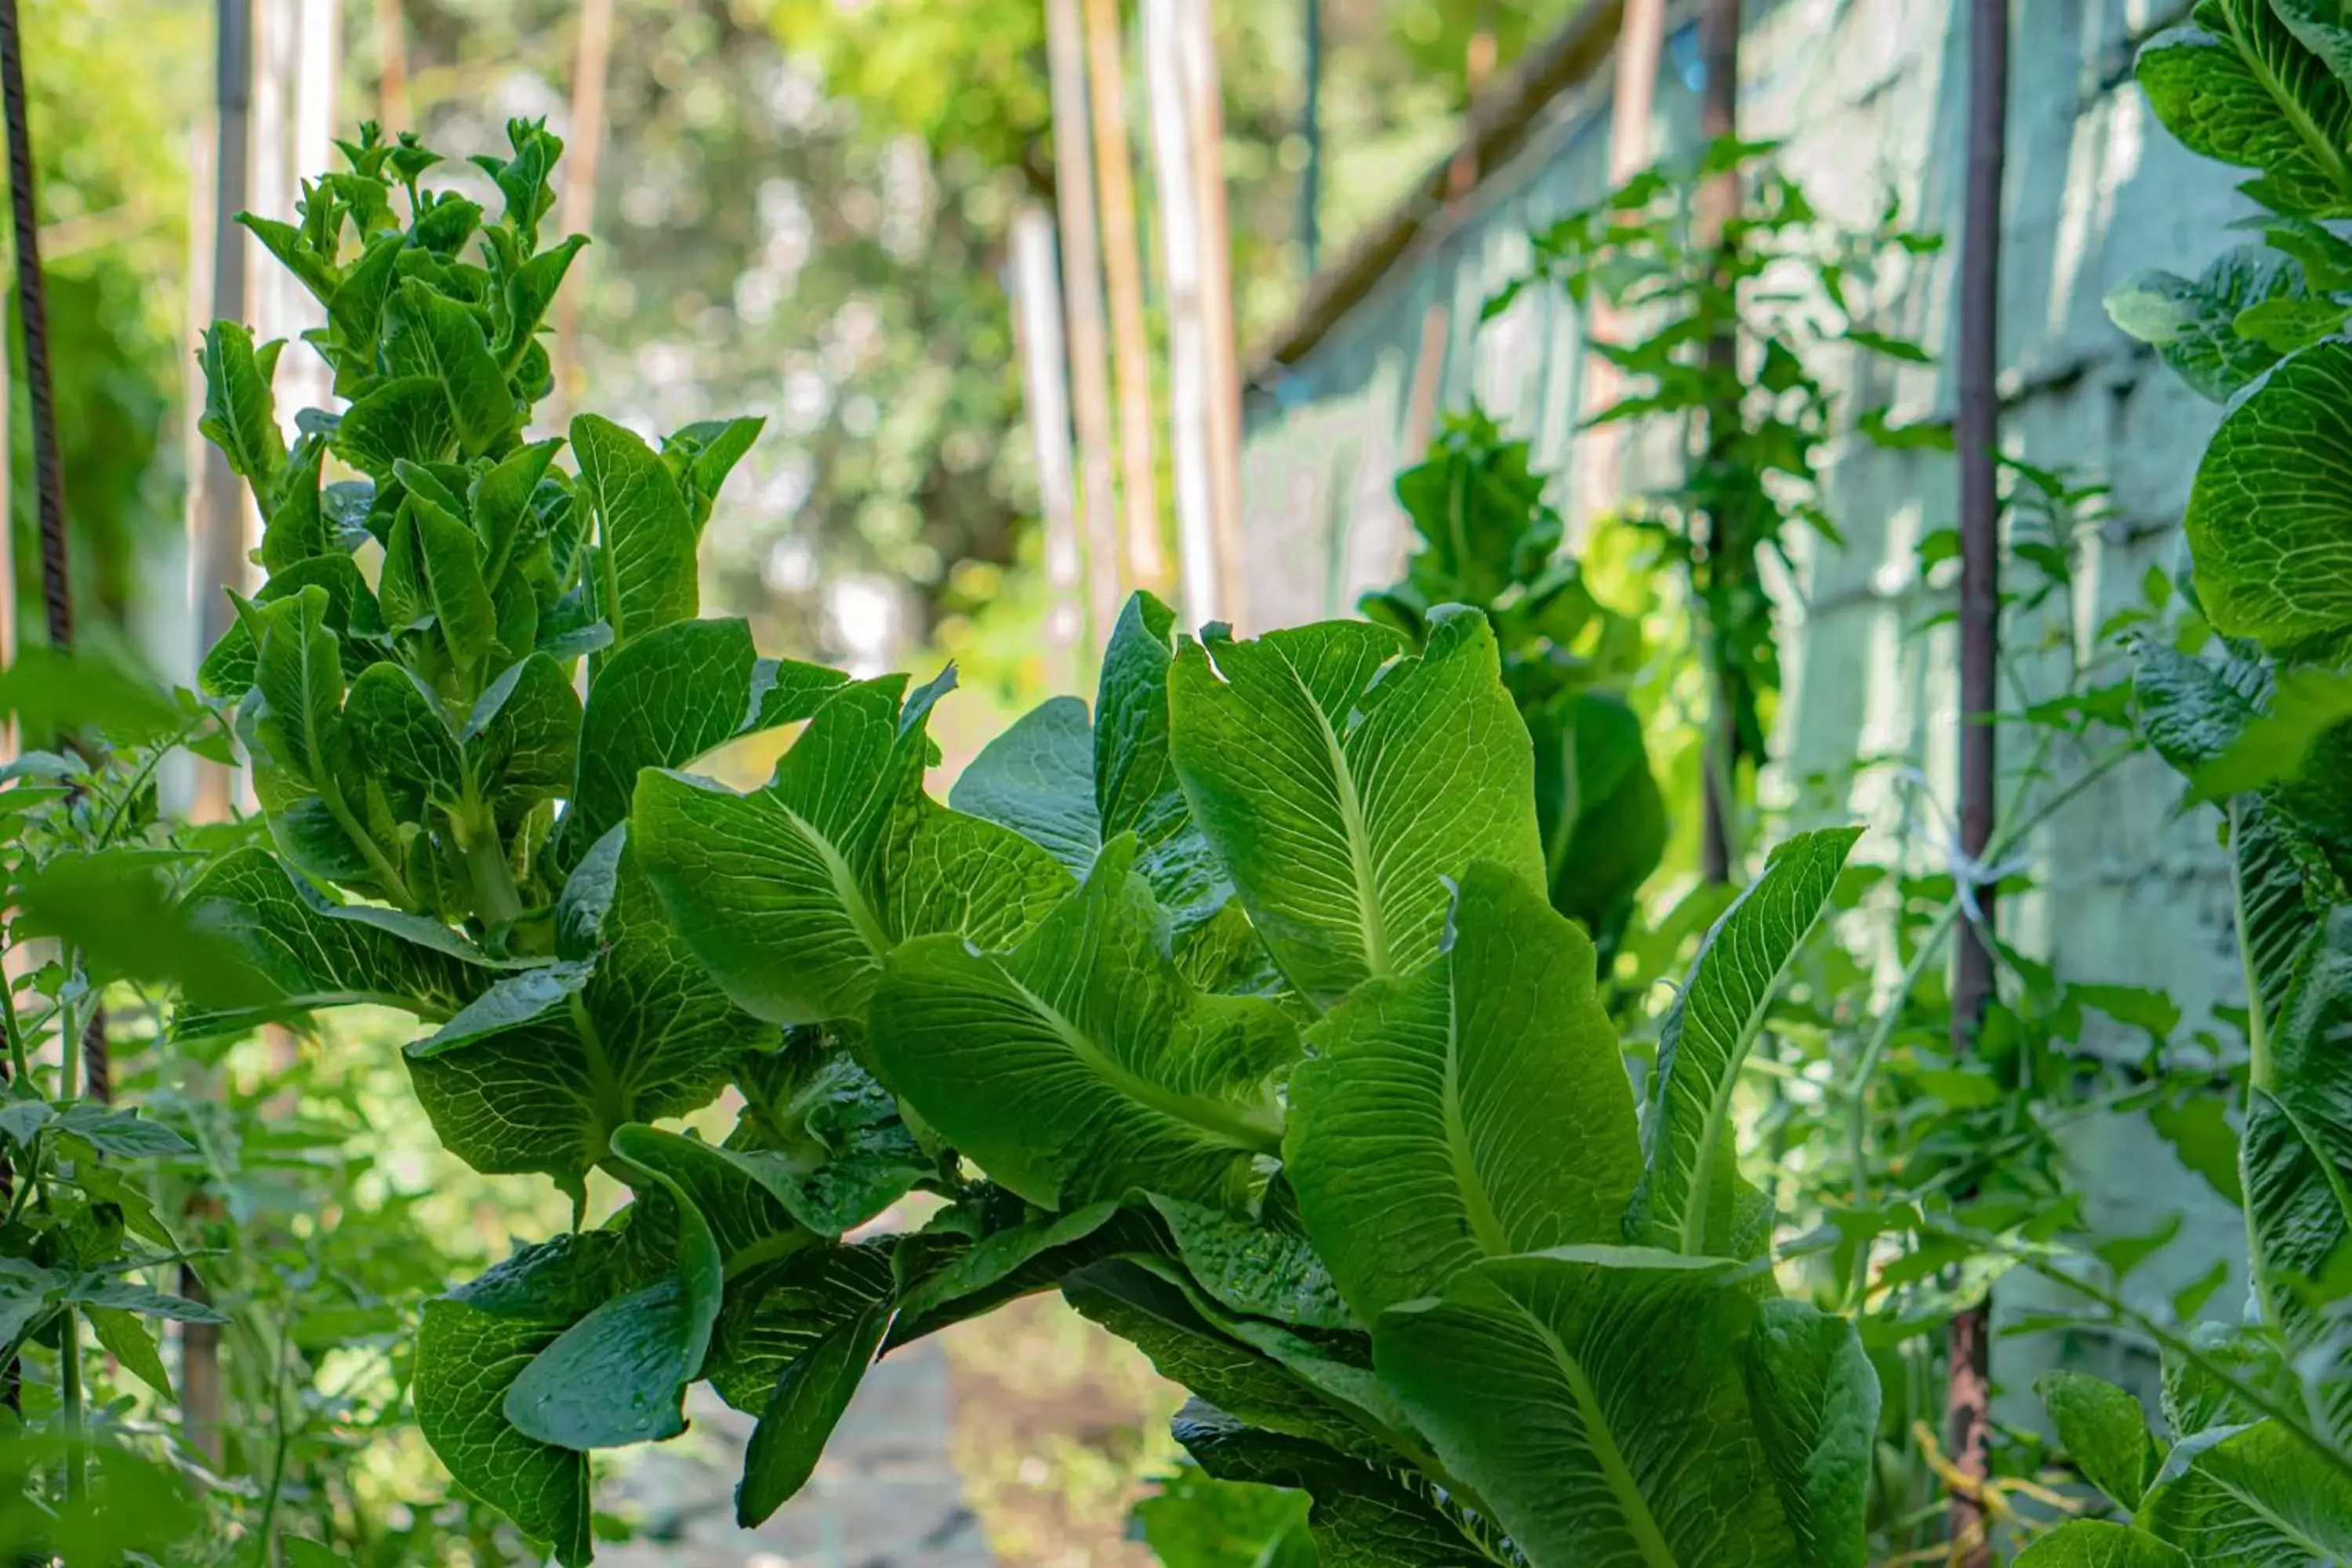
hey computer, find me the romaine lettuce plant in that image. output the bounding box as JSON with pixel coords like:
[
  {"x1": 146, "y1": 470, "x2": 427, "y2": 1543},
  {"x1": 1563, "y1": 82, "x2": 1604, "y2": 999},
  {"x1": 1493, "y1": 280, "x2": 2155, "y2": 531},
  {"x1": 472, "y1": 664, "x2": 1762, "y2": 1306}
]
[
  {"x1": 2005, "y1": 5, "x2": 2352, "y2": 1556},
  {"x1": 1362, "y1": 406, "x2": 1666, "y2": 969},
  {"x1": 187, "y1": 125, "x2": 1886, "y2": 1566}
]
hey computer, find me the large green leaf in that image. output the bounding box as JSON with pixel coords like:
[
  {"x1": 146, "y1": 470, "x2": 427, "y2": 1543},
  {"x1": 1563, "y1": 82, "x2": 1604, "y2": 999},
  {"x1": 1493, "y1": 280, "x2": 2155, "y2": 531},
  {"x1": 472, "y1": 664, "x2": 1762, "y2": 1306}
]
[
  {"x1": 2105, "y1": 248, "x2": 2304, "y2": 401},
  {"x1": 869, "y1": 835, "x2": 1294, "y2": 1211},
  {"x1": 949, "y1": 694, "x2": 1101, "y2": 878},
  {"x1": 416, "y1": 1235, "x2": 614, "y2": 1567},
  {"x1": 572, "y1": 413, "x2": 698, "y2": 647},
  {"x1": 1146, "y1": 1193, "x2": 1354, "y2": 1332},
  {"x1": 379, "y1": 278, "x2": 514, "y2": 455},
  {"x1": 1374, "y1": 1247, "x2": 1799, "y2": 1568},
  {"x1": 2136, "y1": 0, "x2": 2352, "y2": 217},
  {"x1": 2138, "y1": 1418, "x2": 2352, "y2": 1559},
  {"x1": 180, "y1": 848, "x2": 485, "y2": 1033},
  {"x1": 725, "y1": 1044, "x2": 928, "y2": 1236},
  {"x1": 705, "y1": 1239, "x2": 895, "y2": 1414},
  {"x1": 1098, "y1": 592, "x2": 1232, "y2": 931},
  {"x1": 335, "y1": 375, "x2": 458, "y2": 481},
  {"x1": 1173, "y1": 1403, "x2": 1506, "y2": 1567},
  {"x1": 2184, "y1": 339, "x2": 2352, "y2": 644},
  {"x1": 197, "y1": 321, "x2": 286, "y2": 489},
  {"x1": 737, "y1": 1299, "x2": 893, "y2": 1525},
  {"x1": 886, "y1": 1199, "x2": 1150, "y2": 1345},
  {"x1": 1530, "y1": 691, "x2": 1667, "y2": 945},
  {"x1": 501, "y1": 1129, "x2": 732, "y2": 1450},
  {"x1": 1167, "y1": 609, "x2": 1544, "y2": 1001},
  {"x1": 1065, "y1": 1260, "x2": 1397, "y2": 1465},
  {"x1": 344, "y1": 662, "x2": 464, "y2": 808},
  {"x1": 405, "y1": 828, "x2": 768, "y2": 1192},
  {"x1": 634, "y1": 672, "x2": 1070, "y2": 1025},
  {"x1": 1628, "y1": 827, "x2": 1862, "y2": 1256},
  {"x1": 1285, "y1": 861, "x2": 1640, "y2": 1320},
  {"x1": 1741, "y1": 1299, "x2": 1878, "y2": 1568},
  {"x1": 2038, "y1": 1372, "x2": 2164, "y2": 1511},
  {"x1": 1133, "y1": 1464, "x2": 1316, "y2": 1568},
  {"x1": 2245, "y1": 906, "x2": 2352, "y2": 1439},
  {"x1": 562, "y1": 616, "x2": 844, "y2": 866},
  {"x1": 2012, "y1": 1521, "x2": 2189, "y2": 1567},
  {"x1": 402, "y1": 484, "x2": 500, "y2": 670}
]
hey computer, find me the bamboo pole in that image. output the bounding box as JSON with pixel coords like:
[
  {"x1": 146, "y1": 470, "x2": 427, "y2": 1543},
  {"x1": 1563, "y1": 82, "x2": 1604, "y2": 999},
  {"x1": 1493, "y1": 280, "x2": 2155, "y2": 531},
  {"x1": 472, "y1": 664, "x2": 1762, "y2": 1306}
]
[
  {"x1": 374, "y1": 0, "x2": 408, "y2": 129},
  {"x1": 547, "y1": 0, "x2": 614, "y2": 430},
  {"x1": 1043, "y1": 0, "x2": 1123, "y2": 644},
  {"x1": 1947, "y1": 0, "x2": 2009, "y2": 1551},
  {"x1": 179, "y1": 0, "x2": 256, "y2": 1468},
  {"x1": 1140, "y1": 0, "x2": 1220, "y2": 626},
  {"x1": 1080, "y1": 0, "x2": 1166, "y2": 593},
  {"x1": 1174, "y1": 0, "x2": 1245, "y2": 630},
  {"x1": 1007, "y1": 204, "x2": 1085, "y2": 690}
]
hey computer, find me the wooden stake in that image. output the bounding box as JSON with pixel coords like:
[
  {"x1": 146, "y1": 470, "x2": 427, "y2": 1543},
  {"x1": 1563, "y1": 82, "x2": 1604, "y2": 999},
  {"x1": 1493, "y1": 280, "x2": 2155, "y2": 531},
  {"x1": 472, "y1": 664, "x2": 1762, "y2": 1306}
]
[
  {"x1": 1141, "y1": 0, "x2": 1221, "y2": 626},
  {"x1": 1044, "y1": 0, "x2": 1123, "y2": 644},
  {"x1": 1174, "y1": 1, "x2": 1246, "y2": 630},
  {"x1": 1007, "y1": 204, "x2": 1085, "y2": 690},
  {"x1": 374, "y1": 0, "x2": 408, "y2": 129},
  {"x1": 1081, "y1": 0, "x2": 1166, "y2": 593},
  {"x1": 1947, "y1": 0, "x2": 2009, "y2": 1549},
  {"x1": 547, "y1": 0, "x2": 613, "y2": 430}
]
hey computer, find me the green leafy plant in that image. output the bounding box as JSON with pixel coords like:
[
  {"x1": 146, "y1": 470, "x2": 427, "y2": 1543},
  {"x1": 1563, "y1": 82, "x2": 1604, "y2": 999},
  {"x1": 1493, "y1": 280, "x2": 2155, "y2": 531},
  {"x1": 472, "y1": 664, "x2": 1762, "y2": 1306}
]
[
  {"x1": 1491, "y1": 143, "x2": 1940, "y2": 869},
  {"x1": 1361, "y1": 405, "x2": 1665, "y2": 969},
  {"x1": 1977, "y1": 1, "x2": 2352, "y2": 1554},
  {"x1": 183, "y1": 126, "x2": 1892, "y2": 1565}
]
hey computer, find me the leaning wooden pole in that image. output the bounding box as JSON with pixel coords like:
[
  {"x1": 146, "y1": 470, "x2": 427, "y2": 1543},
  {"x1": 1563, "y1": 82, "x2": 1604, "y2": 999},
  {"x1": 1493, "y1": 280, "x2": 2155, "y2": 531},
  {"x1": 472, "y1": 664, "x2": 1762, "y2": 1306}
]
[
  {"x1": 1081, "y1": 0, "x2": 1167, "y2": 593},
  {"x1": 1043, "y1": 0, "x2": 1123, "y2": 644},
  {"x1": 1140, "y1": 0, "x2": 1221, "y2": 626},
  {"x1": 1174, "y1": 0, "x2": 1246, "y2": 630},
  {"x1": 547, "y1": 0, "x2": 613, "y2": 430},
  {"x1": 1573, "y1": 0, "x2": 1667, "y2": 524},
  {"x1": 1947, "y1": 0, "x2": 2009, "y2": 1552},
  {"x1": 1693, "y1": 0, "x2": 1743, "y2": 883}
]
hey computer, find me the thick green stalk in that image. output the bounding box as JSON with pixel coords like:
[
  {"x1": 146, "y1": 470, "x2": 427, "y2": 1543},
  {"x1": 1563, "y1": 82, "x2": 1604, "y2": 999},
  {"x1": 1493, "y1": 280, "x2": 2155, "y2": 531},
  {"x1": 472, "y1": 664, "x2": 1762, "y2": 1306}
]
[{"x1": 59, "y1": 1307, "x2": 83, "y2": 1501}]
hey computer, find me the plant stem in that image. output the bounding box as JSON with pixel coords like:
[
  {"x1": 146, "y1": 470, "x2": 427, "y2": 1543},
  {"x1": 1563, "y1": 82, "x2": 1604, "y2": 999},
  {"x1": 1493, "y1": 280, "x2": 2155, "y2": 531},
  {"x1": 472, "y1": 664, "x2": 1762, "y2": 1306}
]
[
  {"x1": 458, "y1": 797, "x2": 524, "y2": 927},
  {"x1": 58, "y1": 1305, "x2": 83, "y2": 1501}
]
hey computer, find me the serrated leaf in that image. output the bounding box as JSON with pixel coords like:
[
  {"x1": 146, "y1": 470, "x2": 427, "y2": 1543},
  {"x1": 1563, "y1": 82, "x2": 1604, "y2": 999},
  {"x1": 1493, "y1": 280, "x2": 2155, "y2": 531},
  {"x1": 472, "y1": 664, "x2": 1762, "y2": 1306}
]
[
  {"x1": 572, "y1": 413, "x2": 698, "y2": 647},
  {"x1": 85, "y1": 1306, "x2": 172, "y2": 1400},
  {"x1": 2106, "y1": 249, "x2": 2306, "y2": 401},
  {"x1": 869, "y1": 835, "x2": 1294, "y2": 1211},
  {"x1": 1629, "y1": 826, "x2": 1862, "y2": 1256},
  {"x1": 53, "y1": 1105, "x2": 195, "y2": 1160},
  {"x1": 2038, "y1": 1372, "x2": 2163, "y2": 1510},
  {"x1": 1286, "y1": 862, "x2": 1640, "y2": 1320},
  {"x1": 634, "y1": 673, "x2": 1071, "y2": 1025},
  {"x1": 1374, "y1": 1247, "x2": 1802, "y2": 1567}
]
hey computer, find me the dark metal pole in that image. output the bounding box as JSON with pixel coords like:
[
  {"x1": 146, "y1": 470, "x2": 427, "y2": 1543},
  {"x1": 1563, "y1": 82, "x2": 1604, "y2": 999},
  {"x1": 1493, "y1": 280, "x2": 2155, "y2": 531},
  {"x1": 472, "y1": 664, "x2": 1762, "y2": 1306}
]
[
  {"x1": 1947, "y1": 0, "x2": 2009, "y2": 1550},
  {"x1": 0, "y1": 0, "x2": 69, "y2": 655},
  {"x1": 1300, "y1": 0, "x2": 1321, "y2": 275},
  {"x1": 1694, "y1": 0, "x2": 1741, "y2": 884}
]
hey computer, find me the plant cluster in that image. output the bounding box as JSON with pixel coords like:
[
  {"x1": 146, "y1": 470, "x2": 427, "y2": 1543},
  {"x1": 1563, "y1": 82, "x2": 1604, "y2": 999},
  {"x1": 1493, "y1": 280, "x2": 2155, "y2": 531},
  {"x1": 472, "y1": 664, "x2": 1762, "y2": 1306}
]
[
  {"x1": 1360, "y1": 406, "x2": 1666, "y2": 967},
  {"x1": 1990, "y1": 0, "x2": 2352, "y2": 1555},
  {"x1": 1490, "y1": 143, "x2": 1940, "y2": 862},
  {"x1": 155, "y1": 126, "x2": 1908, "y2": 1566}
]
